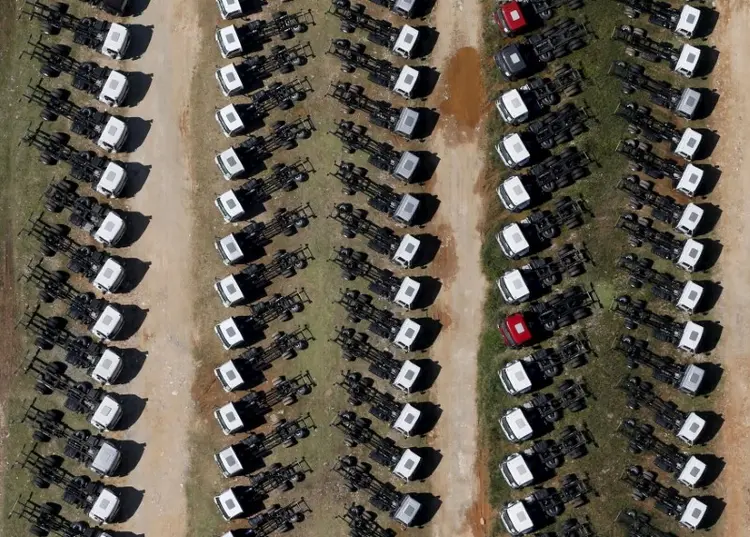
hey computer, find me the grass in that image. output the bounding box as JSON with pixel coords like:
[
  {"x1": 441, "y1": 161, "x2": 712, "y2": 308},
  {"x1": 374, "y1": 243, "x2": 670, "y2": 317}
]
[
  {"x1": 475, "y1": 0, "x2": 723, "y2": 535},
  {"x1": 184, "y1": 2, "x2": 439, "y2": 537}
]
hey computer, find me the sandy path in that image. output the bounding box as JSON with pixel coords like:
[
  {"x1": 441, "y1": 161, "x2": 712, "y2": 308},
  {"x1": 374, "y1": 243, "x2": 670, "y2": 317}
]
[
  {"x1": 707, "y1": 0, "x2": 750, "y2": 534},
  {"x1": 426, "y1": 1, "x2": 488, "y2": 536},
  {"x1": 109, "y1": 0, "x2": 201, "y2": 534}
]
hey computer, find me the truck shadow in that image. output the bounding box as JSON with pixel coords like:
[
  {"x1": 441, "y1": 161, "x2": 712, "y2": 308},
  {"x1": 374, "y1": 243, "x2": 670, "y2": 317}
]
[
  {"x1": 116, "y1": 304, "x2": 149, "y2": 340},
  {"x1": 415, "y1": 67, "x2": 441, "y2": 100},
  {"x1": 122, "y1": 117, "x2": 152, "y2": 154},
  {"x1": 410, "y1": 446, "x2": 442, "y2": 480},
  {"x1": 412, "y1": 493, "x2": 442, "y2": 527},
  {"x1": 411, "y1": 275, "x2": 441, "y2": 309},
  {"x1": 114, "y1": 394, "x2": 148, "y2": 430},
  {"x1": 413, "y1": 193, "x2": 440, "y2": 226},
  {"x1": 415, "y1": 317, "x2": 442, "y2": 350},
  {"x1": 114, "y1": 348, "x2": 148, "y2": 385},
  {"x1": 412, "y1": 401, "x2": 441, "y2": 436},
  {"x1": 415, "y1": 233, "x2": 441, "y2": 267},
  {"x1": 698, "y1": 496, "x2": 726, "y2": 529},
  {"x1": 699, "y1": 453, "x2": 725, "y2": 487},
  {"x1": 118, "y1": 211, "x2": 152, "y2": 248},
  {"x1": 413, "y1": 27, "x2": 439, "y2": 59},
  {"x1": 123, "y1": 72, "x2": 153, "y2": 108},
  {"x1": 119, "y1": 257, "x2": 151, "y2": 293},
  {"x1": 128, "y1": 0, "x2": 151, "y2": 16},
  {"x1": 121, "y1": 162, "x2": 152, "y2": 198},
  {"x1": 697, "y1": 410, "x2": 723, "y2": 444},
  {"x1": 115, "y1": 486, "x2": 145, "y2": 522},
  {"x1": 411, "y1": 358, "x2": 440, "y2": 392},
  {"x1": 696, "y1": 203, "x2": 721, "y2": 235},
  {"x1": 698, "y1": 362, "x2": 723, "y2": 396},
  {"x1": 114, "y1": 440, "x2": 146, "y2": 477},
  {"x1": 693, "y1": 128, "x2": 719, "y2": 160},
  {"x1": 413, "y1": 107, "x2": 440, "y2": 140},
  {"x1": 695, "y1": 280, "x2": 722, "y2": 313},
  {"x1": 125, "y1": 25, "x2": 154, "y2": 60}
]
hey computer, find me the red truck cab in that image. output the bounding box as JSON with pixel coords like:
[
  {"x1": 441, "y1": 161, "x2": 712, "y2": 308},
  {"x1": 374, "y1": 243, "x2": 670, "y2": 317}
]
[
  {"x1": 494, "y1": 1, "x2": 529, "y2": 36},
  {"x1": 499, "y1": 312, "x2": 533, "y2": 348}
]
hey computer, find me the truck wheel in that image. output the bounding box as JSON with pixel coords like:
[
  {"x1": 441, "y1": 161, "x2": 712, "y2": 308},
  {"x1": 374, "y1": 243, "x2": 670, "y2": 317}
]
[
  {"x1": 282, "y1": 395, "x2": 296, "y2": 406},
  {"x1": 40, "y1": 64, "x2": 60, "y2": 78},
  {"x1": 279, "y1": 311, "x2": 293, "y2": 322},
  {"x1": 40, "y1": 108, "x2": 58, "y2": 122},
  {"x1": 280, "y1": 30, "x2": 294, "y2": 40}
]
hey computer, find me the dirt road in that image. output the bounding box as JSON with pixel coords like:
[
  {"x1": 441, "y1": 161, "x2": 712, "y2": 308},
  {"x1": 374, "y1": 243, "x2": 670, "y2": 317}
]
[
  {"x1": 110, "y1": 1, "x2": 201, "y2": 534},
  {"x1": 707, "y1": 1, "x2": 750, "y2": 534},
  {"x1": 426, "y1": 1, "x2": 488, "y2": 536}
]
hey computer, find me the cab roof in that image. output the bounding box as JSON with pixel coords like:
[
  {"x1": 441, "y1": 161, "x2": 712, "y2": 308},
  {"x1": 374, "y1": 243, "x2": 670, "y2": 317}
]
[
  {"x1": 93, "y1": 258, "x2": 125, "y2": 292},
  {"x1": 217, "y1": 445, "x2": 243, "y2": 476},
  {"x1": 678, "y1": 456, "x2": 706, "y2": 487},
  {"x1": 217, "y1": 64, "x2": 244, "y2": 94},
  {"x1": 217, "y1": 104, "x2": 245, "y2": 133},
  {"x1": 504, "y1": 407, "x2": 533, "y2": 439},
  {"x1": 499, "y1": 89, "x2": 529, "y2": 120},
  {"x1": 216, "y1": 190, "x2": 245, "y2": 220},
  {"x1": 394, "y1": 318, "x2": 421, "y2": 350},
  {"x1": 94, "y1": 211, "x2": 126, "y2": 244},
  {"x1": 216, "y1": 317, "x2": 245, "y2": 347},
  {"x1": 501, "y1": 269, "x2": 531, "y2": 301},
  {"x1": 394, "y1": 66, "x2": 419, "y2": 96},
  {"x1": 92, "y1": 305, "x2": 123, "y2": 339},
  {"x1": 503, "y1": 361, "x2": 532, "y2": 393},
  {"x1": 678, "y1": 321, "x2": 704, "y2": 353},
  {"x1": 395, "y1": 108, "x2": 420, "y2": 137},
  {"x1": 504, "y1": 452, "x2": 533, "y2": 487},
  {"x1": 215, "y1": 359, "x2": 244, "y2": 391},
  {"x1": 679, "y1": 364, "x2": 705, "y2": 395},
  {"x1": 677, "y1": 412, "x2": 706, "y2": 444},
  {"x1": 92, "y1": 349, "x2": 122, "y2": 383},
  {"x1": 504, "y1": 312, "x2": 532, "y2": 345},
  {"x1": 216, "y1": 488, "x2": 244, "y2": 519},
  {"x1": 97, "y1": 117, "x2": 127, "y2": 148},
  {"x1": 218, "y1": 147, "x2": 246, "y2": 176},
  {"x1": 393, "y1": 403, "x2": 421, "y2": 435},
  {"x1": 505, "y1": 500, "x2": 534, "y2": 533},
  {"x1": 675, "y1": 128, "x2": 702, "y2": 160},
  {"x1": 103, "y1": 23, "x2": 129, "y2": 53},
  {"x1": 500, "y1": 2, "x2": 527, "y2": 32},
  {"x1": 218, "y1": 234, "x2": 244, "y2": 264},
  {"x1": 217, "y1": 25, "x2": 242, "y2": 56},
  {"x1": 676, "y1": 5, "x2": 701, "y2": 37},
  {"x1": 394, "y1": 151, "x2": 420, "y2": 181},
  {"x1": 217, "y1": 402, "x2": 244, "y2": 433},
  {"x1": 676, "y1": 203, "x2": 704, "y2": 235},
  {"x1": 393, "y1": 234, "x2": 420, "y2": 265},
  {"x1": 392, "y1": 448, "x2": 421, "y2": 481},
  {"x1": 680, "y1": 498, "x2": 707, "y2": 529},
  {"x1": 89, "y1": 488, "x2": 119, "y2": 521},
  {"x1": 217, "y1": 274, "x2": 245, "y2": 304},
  {"x1": 675, "y1": 44, "x2": 701, "y2": 75},
  {"x1": 96, "y1": 162, "x2": 126, "y2": 196},
  {"x1": 99, "y1": 71, "x2": 128, "y2": 103},
  {"x1": 677, "y1": 238, "x2": 704, "y2": 271},
  {"x1": 394, "y1": 277, "x2": 420, "y2": 308},
  {"x1": 676, "y1": 163, "x2": 704, "y2": 197},
  {"x1": 393, "y1": 25, "x2": 419, "y2": 55},
  {"x1": 677, "y1": 281, "x2": 704, "y2": 313},
  {"x1": 91, "y1": 395, "x2": 121, "y2": 429},
  {"x1": 501, "y1": 223, "x2": 530, "y2": 256},
  {"x1": 393, "y1": 360, "x2": 420, "y2": 392},
  {"x1": 502, "y1": 133, "x2": 531, "y2": 165},
  {"x1": 499, "y1": 175, "x2": 531, "y2": 208}
]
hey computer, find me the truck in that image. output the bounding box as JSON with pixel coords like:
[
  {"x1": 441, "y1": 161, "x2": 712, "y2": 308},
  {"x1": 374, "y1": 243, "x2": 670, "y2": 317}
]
[
  {"x1": 24, "y1": 80, "x2": 127, "y2": 153},
  {"x1": 617, "y1": 175, "x2": 704, "y2": 237},
  {"x1": 498, "y1": 285, "x2": 598, "y2": 348},
  {"x1": 332, "y1": 411, "x2": 422, "y2": 480},
  {"x1": 612, "y1": 24, "x2": 701, "y2": 77},
  {"x1": 214, "y1": 290, "x2": 308, "y2": 350},
  {"x1": 23, "y1": 1, "x2": 131, "y2": 59},
  {"x1": 615, "y1": 335, "x2": 705, "y2": 395},
  {"x1": 22, "y1": 352, "x2": 122, "y2": 432},
  {"x1": 617, "y1": 418, "x2": 707, "y2": 488},
  {"x1": 616, "y1": 509, "x2": 678, "y2": 537},
  {"x1": 495, "y1": 103, "x2": 589, "y2": 169},
  {"x1": 328, "y1": 82, "x2": 420, "y2": 139},
  {"x1": 215, "y1": 10, "x2": 311, "y2": 58},
  {"x1": 336, "y1": 370, "x2": 421, "y2": 436},
  {"x1": 496, "y1": 147, "x2": 590, "y2": 212},
  {"x1": 621, "y1": 465, "x2": 707, "y2": 530},
  {"x1": 616, "y1": 138, "x2": 704, "y2": 197},
  {"x1": 215, "y1": 117, "x2": 314, "y2": 180},
  {"x1": 493, "y1": 0, "x2": 584, "y2": 36},
  {"x1": 365, "y1": 0, "x2": 421, "y2": 19},
  {"x1": 496, "y1": 243, "x2": 589, "y2": 304},
  {"x1": 338, "y1": 503, "x2": 399, "y2": 537},
  {"x1": 499, "y1": 424, "x2": 593, "y2": 488},
  {"x1": 499, "y1": 380, "x2": 588, "y2": 442},
  {"x1": 22, "y1": 36, "x2": 129, "y2": 107},
  {"x1": 615, "y1": 213, "x2": 704, "y2": 272},
  {"x1": 215, "y1": 42, "x2": 313, "y2": 97},
  {"x1": 331, "y1": 327, "x2": 421, "y2": 392},
  {"x1": 495, "y1": 63, "x2": 584, "y2": 125},
  {"x1": 494, "y1": 17, "x2": 589, "y2": 80},
  {"x1": 21, "y1": 400, "x2": 121, "y2": 476},
  {"x1": 331, "y1": 162, "x2": 420, "y2": 225},
  {"x1": 214, "y1": 327, "x2": 312, "y2": 392},
  {"x1": 327, "y1": 39, "x2": 419, "y2": 99},
  {"x1": 329, "y1": 120, "x2": 420, "y2": 183},
  {"x1": 333, "y1": 456, "x2": 422, "y2": 526},
  {"x1": 498, "y1": 333, "x2": 591, "y2": 395},
  {"x1": 609, "y1": 60, "x2": 701, "y2": 119},
  {"x1": 331, "y1": 248, "x2": 421, "y2": 309},
  {"x1": 215, "y1": 205, "x2": 313, "y2": 265},
  {"x1": 611, "y1": 295, "x2": 704, "y2": 354},
  {"x1": 329, "y1": 203, "x2": 421, "y2": 268},
  {"x1": 495, "y1": 196, "x2": 587, "y2": 259},
  {"x1": 614, "y1": 0, "x2": 703, "y2": 38},
  {"x1": 24, "y1": 215, "x2": 126, "y2": 294},
  {"x1": 328, "y1": 0, "x2": 420, "y2": 58},
  {"x1": 616, "y1": 253, "x2": 703, "y2": 314},
  {"x1": 214, "y1": 247, "x2": 312, "y2": 307},
  {"x1": 615, "y1": 101, "x2": 703, "y2": 160},
  {"x1": 618, "y1": 375, "x2": 706, "y2": 445},
  {"x1": 10, "y1": 493, "x2": 114, "y2": 537},
  {"x1": 214, "y1": 160, "x2": 312, "y2": 222}
]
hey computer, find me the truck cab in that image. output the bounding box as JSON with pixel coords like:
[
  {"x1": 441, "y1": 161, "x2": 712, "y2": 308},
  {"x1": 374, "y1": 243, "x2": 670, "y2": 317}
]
[
  {"x1": 394, "y1": 108, "x2": 420, "y2": 139},
  {"x1": 392, "y1": 25, "x2": 419, "y2": 58},
  {"x1": 90, "y1": 440, "x2": 122, "y2": 476},
  {"x1": 675, "y1": 239, "x2": 704, "y2": 272},
  {"x1": 214, "y1": 359, "x2": 247, "y2": 392},
  {"x1": 217, "y1": 0, "x2": 243, "y2": 19},
  {"x1": 675, "y1": 281, "x2": 704, "y2": 315},
  {"x1": 675, "y1": 164, "x2": 704, "y2": 198},
  {"x1": 101, "y1": 23, "x2": 131, "y2": 60},
  {"x1": 214, "y1": 445, "x2": 245, "y2": 477},
  {"x1": 92, "y1": 211, "x2": 127, "y2": 248},
  {"x1": 677, "y1": 321, "x2": 704, "y2": 354},
  {"x1": 497, "y1": 269, "x2": 531, "y2": 304},
  {"x1": 498, "y1": 360, "x2": 533, "y2": 396},
  {"x1": 216, "y1": 25, "x2": 243, "y2": 59},
  {"x1": 214, "y1": 274, "x2": 246, "y2": 307},
  {"x1": 214, "y1": 190, "x2": 246, "y2": 223},
  {"x1": 392, "y1": 360, "x2": 421, "y2": 393},
  {"x1": 92, "y1": 259, "x2": 126, "y2": 294},
  {"x1": 496, "y1": 175, "x2": 532, "y2": 212},
  {"x1": 393, "y1": 318, "x2": 421, "y2": 351},
  {"x1": 675, "y1": 5, "x2": 701, "y2": 39},
  {"x1": 499, "y1": 453, "x2": 535, "y2": 488},
  {"x1": 392, "y1": 0, "x2": 417, "y2": 18},
  {"x1": 216, "y1": 64, "x2": 245, "y2": 97},
  {"x1": 214, "y1": 317, "x2": 247, "y2": 350},
  {"x1": 95, "y1": 162, "x2": 128, "y2": 198},
  {"x1": 88, "y1": 487, "x2": 120, "y2": 524},
  {"x1": 215, "y1": 147, "x2": 246, "y2": 180},
  {"x1": 496, "y1": 223, "x2": 531, "y2": 259},
  {"x1": 499, "y1": 499, "x2": 536, "y2": 536},
  {"x1": 90, "y1": 395, "x2": 123, "y2": 431},
  {"x1": 680, "y1": 498, "x2": 707, "y2": 530},
  {"x1": 678, "y1": 364, "x2": 705, "y2": 396},
  {"x1": 90, "y1": 349, "x2": 123, "y2": 384},
  {"x1": 494, "y1": 1, "x2": 528, "y2": 36},
  {"x1": 214, "y1": 488, "x2": 247, "y2": 521},
  {"x1": 392, "y1": 495, "x2": 421, "y2": 527},
  {"x1": 675, "y1": 88, "x2": 701, "y2": 119},
  {"x1": 495, "y1": 133, "x2": 531, "y2": 169},
  {"x1": 674, "y1": 203, "x2": 704, "y2": 237},
  {"x1": 90, "y1": 304, "x2": 125, "y2": 342},
  {"x1": 96, "y1": 117, "x2": 128, "y2": 153},
  {"x1": 499, "y1": 407, "x2": 534, "y2": 442},
  {"x1": 392, "y1": 152, "x2": 421, "y2": 183},
  {"x1": 392, "y1": 234, "x2": 421, "y2": 267},
  {"x1": 214, "y1": 401, "x2": 246, "y2": 435},
  {"x1": 98, "y1": 71, "x2": 129, "y2": 107},
  {"x1": 392, "y1": 194, "x2": 420, "y2": 226},
  {"x1": 215, "y1": 104, "x2": 246, "y2": 137},
  {"x1": 392, "y1": 66, "x2": 420, "y2": 99},
  {"x1": 676, "y1": 412, "x2": 706, "y2": 446},
  {"x1": 494, "y1": 43, "x2": 529, "y2": 81},
  {"x1": 495, "y1": 89, "x2": 530, "y2": 125},
  {"x1": 673, "y1": 128, "x2": 702, "y2": 161},
  {"x1": 215, "y1": 233, "x2": 245, "y2": 265},
  {"x1": 393, "y1": 277, "x2": 420, "y2": 309},
  {"x1": 392, "y1": 449, "x2": 421, "y2": 481},
  {"x1": 677, "y1": 456, "x2": 706, "y2": 488},
  {"x1": 674, "y1": 44, "x2": 701, "y2": 78},
  {"x1": 499, "y1": 312, "x2": 533, "y2": 348},
  {"x1": 393, "y1": 403, "x2": 421, "y2": 436}
]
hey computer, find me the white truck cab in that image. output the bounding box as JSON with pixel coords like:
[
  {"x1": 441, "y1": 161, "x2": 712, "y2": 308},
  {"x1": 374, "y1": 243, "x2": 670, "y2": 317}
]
[
  {"x1": 214, "y1": 317, "x2": 246, "y2": 350},
  {"x1": 496, "y1": 223, "x2": 531, "y2": 260},
  {"x1": 392, "y1": 194, "x2": 420, "y2": 226},
  {"x1": 677, "y1": 321, "x2": 704, "y2": 354},
  {"x1": 214, "y1": 488, "x2": 244, "y2": 521},
  {"x1": 95, "y1": 162, "x2": 127, "y2": 198},
  {"x1": 498, "y1": 360, "x2": 533, "y2": 396},
  {"x1": 392, "y1": 449, "x2": 421, "y2": 481},
  {"x1": 393, "y1": 403, "x2": 421, "y2": 436},
  {"x1": 495, "y1": 89, "x2": 530, "y2": 125},
  {"x1": 393, "y1": 277, "x2": 420, "y2": 309},
  {"x1": 392, "y1": 152, "x2": 420, "y2": 183},
  {"x1": 393, "y1": 66, "x2": 419, "y2": 99},
  {"x1": 87, "y1": 487, "x2": 120, "y2": 524},
  {"x1": 393, "y1": 108, "x2": 420, "y2": 139},
  {"x1": 92, "y1": 259, "x2": 125, "y2": 294},
  {"x1": 215, "y1": 445, "x2": 244, "y2": 477},
  {"x1": 495, "y1": 133, "x2": 531, "y2": 169},
  {"x1": 392, "y1": 234, "x2": 421, "y2": 268},
  {"x1": 214, "y1": 402, "x2": 244, "y2": 435},
  {"x1": 215, "y1": 147, "x2": 246, "y2": 180},
  {"x1": 90, "y1": 395, "x2": 123, "y2": 431},
  {"x1": 216, "y1": 25, "x2": 243, "y2": 59},
  {"x1": 98, "y1": 71, "x2": 129, "y2": 107},
  {"x1": 392, "y1": 25, "x2": 419, "y2": 58},
  {"x1": 392, "y1": 360, "x2": 421, "y2": 393},
  {"x1": 496, "y1": 175, "x2": 531, "y2": 212},
  {"x1": 497, "y1": 269, "x2": 531, "y2": 304},
  {"x1": 675, "y1": 88, "x2": 702, "y2": 120},
  {"x1": 214, "y1": 359, "x2": 246, "y2": 392},
  {"x1": 500, "y1": 500, "x2": 535, "y2": 536},
  {"x1": 90, "y1": 305, "x2": 125, "y2": 342},
  {"x1": 499, "y1": 453, "x2": 534, "y2": 489},
  {"x1": 393, "y1": 318, "x2": 421, "y2": 351},
  {"x1": 678, "y1": 364, "x2": 705, "y2": 396},
  {"x1": 90, "y1": 440, "x2": 122, "y2": 476},
  {"x1": 96, "y1": 117, "x2": 128, "y2": 153},
  {"x1": 499, "y1": 407, "x2": 533, "y2": 443},
  {"x1": 679, "y1": 497, "x2": 707, "y2": 530},
  {"x1": 392, "y1": 0, "x2": 417, "y2": 18},
  {"x1": 392, "y1": 495, "x2": 421, "y2": 527},
  {"x1": 215, "y1": 190, "x2": 246, "y2": 222},
  {"x1": 673, "y1": 128, "x2": 702, "y2": 161},
  {"x1": 217, "y1": 0, "x2": 243, "y2": 19},
  {"x1": 101, "y1": 23, "x2": 131, "y2": 60},
  {"x1": 215, "y1": 274, "x2": 245, "y2": 307},
  {"x1": 675, "y1": 281, "x2": 704, "y2": 315},
  {"x1": 677, "y1": 456, "x2": 706, "y2": 488},
  {"x1": 674, "y1": 44, "x2": 701, "y2": 78},
  {"x1": 674, "y1": 203, "x2": 704, "y2": 237},
  {"x1": 675, "y1": 5, "x2": 701, "y2": 39},
  {"x1": 92, "y1": 211, "x2": 127, "y2": 247},
  {"x1": 675, "y1": 239, "x2": 704, "y2": 273},
  {"x1": 215, "y1": 104, "x2": 245, "y2": 137},
  {"x1": 90, "y1": 349, "x2": 123, "y2": 384},
  {"x1": 215, "y1": 233, "x2": 245, "y2": 265},
  {"x1": 216, "y1": 64, "x2": 245, "y2": 97},
  {"x1": 675, "y1": 164, "x2": 704, "y2": 197},
  {"x1": 676, "y1": 412, "x2": 706, "y2": 445}
]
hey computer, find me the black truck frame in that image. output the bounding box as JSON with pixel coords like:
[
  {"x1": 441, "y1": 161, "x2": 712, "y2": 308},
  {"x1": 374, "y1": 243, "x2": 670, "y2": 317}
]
[
  {"x1": 331, "y1": 327, "x2": 405, "y2": 383},
  {"x1": 330, "y1": 248, "x2": 406, "y2": 303}
]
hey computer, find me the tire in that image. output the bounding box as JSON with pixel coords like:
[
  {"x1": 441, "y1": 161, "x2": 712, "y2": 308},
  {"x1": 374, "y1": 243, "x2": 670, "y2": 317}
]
[{"x1": 33, "y1": 430, "x2": 51, "y2": 442}]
